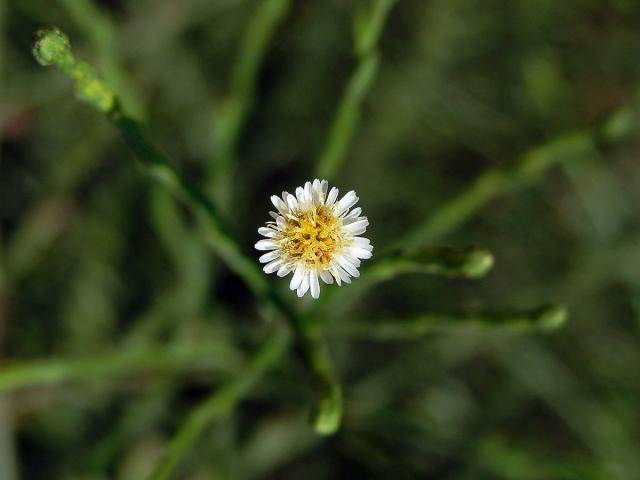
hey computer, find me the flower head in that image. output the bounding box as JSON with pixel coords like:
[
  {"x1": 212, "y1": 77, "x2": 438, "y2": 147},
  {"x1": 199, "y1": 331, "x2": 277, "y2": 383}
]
[{"x1": 255, "y1": 179, "x2": 373, "y2": 299}]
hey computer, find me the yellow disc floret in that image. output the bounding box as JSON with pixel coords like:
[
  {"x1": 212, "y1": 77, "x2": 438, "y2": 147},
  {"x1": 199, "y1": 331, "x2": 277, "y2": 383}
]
[{"x1": 283, "y1": 206, "x2": 344, "y2": 267}]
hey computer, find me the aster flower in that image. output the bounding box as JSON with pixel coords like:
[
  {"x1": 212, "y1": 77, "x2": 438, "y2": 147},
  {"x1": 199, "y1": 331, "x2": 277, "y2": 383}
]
[{"x1": 255, "y1": 179, "x2": 373, "y2": 299}]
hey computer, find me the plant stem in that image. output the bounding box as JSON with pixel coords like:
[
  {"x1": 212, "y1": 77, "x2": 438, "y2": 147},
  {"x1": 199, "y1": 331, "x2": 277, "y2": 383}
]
[
  {"x1": 377, "y1": 245, "x2": 494, "y2": 279},
  {"x1": 112, "y1": 110, "x2": 341, "y2": 435},
  {"x1": 315, "y1": 0, "x2": 397, "y2": 181},
  {"x1": 58, "y1": 0, "x2": 144, "y2": 116},
  {"x1": 0, "y1": 344, "x2": 240, "y2": 394},
  {"x1": 330, "y1": 304, "x2": 567, "y2": 340},
  {"x1": 208, "y1": 0, "x2": 292, "y2": 203},
  {"x1": 60, "y1": 0, "x2": 216, "y2": 338},
  {"x1": 295, "y1": 314, "x2": 342, "y2": 434},
  {"x1": 33, "y1": 28, "x2": 342, "y2": 436},
  {"x1": 146, "y1": 329, "x2": 290, "y2": 480},
  {"x1": 392, "y1": 104, "x2": 640, "y2": 251},
  {"x1": 317, "y1": 246, "x2": 493, "y2": 314},
  {"x1": 111, "y1": 111, "x2": 272, "y2": 298}
]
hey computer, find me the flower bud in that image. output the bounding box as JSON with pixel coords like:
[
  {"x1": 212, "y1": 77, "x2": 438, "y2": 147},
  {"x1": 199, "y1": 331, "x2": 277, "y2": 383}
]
[{"x1": 32, "y1": 27, "x2": 71, "y2": 66}]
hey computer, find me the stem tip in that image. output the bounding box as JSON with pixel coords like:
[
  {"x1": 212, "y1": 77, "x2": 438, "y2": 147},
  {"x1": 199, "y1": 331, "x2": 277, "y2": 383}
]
[{"x1": 33, "y1": 27, "x2": 71, "y2": 66}]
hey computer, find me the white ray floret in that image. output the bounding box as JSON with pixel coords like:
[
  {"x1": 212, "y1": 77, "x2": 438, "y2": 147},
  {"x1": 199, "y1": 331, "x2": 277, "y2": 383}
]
[{"x1": 255, "y1": 179, "x2": 373, "y2": 299}]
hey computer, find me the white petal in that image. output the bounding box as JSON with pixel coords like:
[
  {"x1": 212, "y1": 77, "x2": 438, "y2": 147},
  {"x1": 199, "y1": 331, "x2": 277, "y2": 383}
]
[
  {"x1": 271, "y1": 195, "x2": 288, "y2": 213},
  {"x1": 303, "y1": 183, "x2": 313, "y2": 207},
  {"x1": 345, "y1": 207, "x2": 362, "y2": 218},
  {"x1": 319, "y1": 269, "x2": 334, "y2": 284},
  {"x1": 352, "y1": 237, "x2": 372, "y2": 248},
  {"x1": 309, "y1": 270, "x2": 320, "y2": 299},
  {"x1": 290, "y1": 265, "x2": 304, "y2": 290},
  {"x1": 269, "y1": 211, "x2": 279, "y2": 220},
  {"x1": 342, "y1": 216, "x2": 363, "y2": 225},
  {"x1": 263, "y1": 259, "x2": 282, "y2": 274},
  {"x1": 344, "y1": 219, "x2": 369, "y2": 235},
  {"x1": 258, "y1": 227, "x2": 278, "y2": 238},
  {"x1": 259, "y1": 250, "x2": 280, "y2": 263},
  {"x1": 297, "y1": 274, "x2": 310, "y2": 297},
  {"x1": 286, "y1": 193, "x2": 298, "y2": 211},
  {"x1": 296, "y1": 186, "x2": 310, "y2": 207},
  {"x1": 277, "y1": 264, "x2": 294, "y2": 277},
  {"x1": 312, "y1": 179, "x2": 321, "y2": 203},
  {"x1": 255, "y1": 240, "x2": 278, "y2": 251},
  {"x1": 350, "y1": 226, "x2": 367, "y2": 236},
  {"x1": 350, "y1": 247, "x2": 373, "y2": 259},
  {"x1": 329, "y1": 266, "x2": 341, "y2": 286},
  {"x1": 319, "y1": 180, "x2": 328, "y2": 202},
  {"x1": 326, "y1": 187, "x2": 339, "y2": 206},
  {"x1": 337, "y1": 191, "x2": 358, "y2": 215},
  {"x1": 343, "y1": 253, "x2": 361, "y2": 267},
  {"x1": 334, "y1": 265, "x2": 352, "y2": 284},
  {"x1": 338, "y1": 256, "x2": 360, "y2": 277}
]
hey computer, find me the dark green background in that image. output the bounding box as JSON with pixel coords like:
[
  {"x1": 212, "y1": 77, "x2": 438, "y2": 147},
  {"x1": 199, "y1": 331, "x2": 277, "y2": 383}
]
[{"x1": 2, "y1": 0, "x2": 640, "y2": 478}]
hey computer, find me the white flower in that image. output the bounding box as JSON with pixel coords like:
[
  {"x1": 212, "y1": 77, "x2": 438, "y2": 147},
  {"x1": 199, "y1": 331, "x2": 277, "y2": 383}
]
[{"x1": 255, "y1": 179, "x2": 373, "y2": 299}]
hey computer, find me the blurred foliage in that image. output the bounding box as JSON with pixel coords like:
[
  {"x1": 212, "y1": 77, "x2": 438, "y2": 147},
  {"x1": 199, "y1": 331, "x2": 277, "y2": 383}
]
[{"x1": 2, "y1": 0, "x2": 640, "y2": 479}]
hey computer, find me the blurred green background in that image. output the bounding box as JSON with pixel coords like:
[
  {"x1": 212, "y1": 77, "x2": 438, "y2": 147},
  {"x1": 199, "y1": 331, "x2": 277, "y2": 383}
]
[{"x1": 2, "y1": 0, "x2": 640, "y2": 478}]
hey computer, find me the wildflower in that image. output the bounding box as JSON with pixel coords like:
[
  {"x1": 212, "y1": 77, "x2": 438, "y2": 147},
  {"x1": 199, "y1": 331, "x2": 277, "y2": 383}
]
[{"x1": 255, "y1": 179, "x2": 373, "y2": 299}]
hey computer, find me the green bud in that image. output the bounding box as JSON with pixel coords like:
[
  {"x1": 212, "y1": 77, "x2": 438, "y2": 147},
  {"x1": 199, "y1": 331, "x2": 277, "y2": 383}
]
[
  {"x1": 32, "y1": 27, "x2": 72, "y2": 66},
  {"x1": 533, "y1": 304, "x2": 567, "y2": 331},
  {"x1": 311, "y1": 390, "x2": 342, "y2": 435},
  {"x1": 460, "y1": 248, "x2": 494, "y2": 278},
  {"x1": 75, "y1": 76, "x2": 116, "y2": 112},
  {"x1": 400, "y1": 246, "x2": 495, "y2": 279},
  {"x1": 70, "y1": 61, "x2": 115, "y2": 112}
]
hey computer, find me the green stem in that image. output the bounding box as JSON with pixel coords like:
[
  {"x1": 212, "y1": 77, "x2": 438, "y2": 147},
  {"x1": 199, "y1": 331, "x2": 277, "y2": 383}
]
[
  {"x1": 146, "y1": 330, "x2": 290, "y2": 480},
  {"x1": 112, "y1": 112, "x2": 341, "y2": 435},
  {"x1": 208, "y1": 0, "x2": 292, "y2": 202},
  {"x1": 295, "y1": 314, "x2": 342, "y2": 435},
  {"x1": 33, "y1": 28, "x2": 342, "y2": 435},
  {"x1": 497, "y1": 339, "x2": 640, "y2": 477},
  {"x1": 112, "y1": 110, "x2": 341, "y2": 436},
  {"x1": 58, "y1": 0, "x2": 215, "y2": 337},
  {"x1": 317, "y1": 246, "x2": 493, "y2": 314},
  {"x1": 378, "y1": 245, "x2": 494, "y2": 279},
  {"x1": 0, "y1": 344, "x2": 240, "y2": 394},
  {"x1": 330, "y1": 304, "x2": 567, "y2": 340},
  {"x1": 111, "y1": 112, "x2": 272, "y2": 299},
  {"x1": 315, "y1": 0, "x2": 396, "y2": 180},
  {"x1": 392, "y1": 105, "x2": 640, "y2": 251},
  {"x1": 58, "y1": 0, "x2": 144, "y2": 116}
]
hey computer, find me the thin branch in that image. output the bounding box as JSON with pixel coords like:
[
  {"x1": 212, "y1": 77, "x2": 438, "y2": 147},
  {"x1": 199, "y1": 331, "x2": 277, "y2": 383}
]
[
  {"x1": 147, "y1": 330, "x2": 290, "y2": 480},
  {"x1": 208, "y1": 0, "x2": 292, "y2": 202},
  {"x1": 329, "y1": 304, "x2": 567, "y2": 340},
  {"x1": 391, "y1": 105, "x2": 640, "y2": 251},
  {"x1": 32, "y1": 27, "x2": 342, "y2": 437},
  {"x1": 0, "y1": 344, "x2": 240, "y2": 394},
  {"x1": 317, "y1": 246, "x2": 493, "y2": 314},
  {"x1": 315, "y1": 0, "x2": 397, "y2": 181}
]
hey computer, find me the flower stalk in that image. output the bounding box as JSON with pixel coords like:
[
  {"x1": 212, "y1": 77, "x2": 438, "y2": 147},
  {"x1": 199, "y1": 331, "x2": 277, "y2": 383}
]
[
  {"x1": 315, "y1": 0, "x2": 397, "y2": 181},
  {"x1": 318, "y1": 245, "x2": 494, "y2": 314},
  {"x1": 32, "y1": 27, "x2": 342, "y2": 439},
  {"x1": 208, "y1": 0, "x2": 292, "y2": 204},
  {"x1": 330, "y1": 304, "x2": 567, "y2": 340},
  {"x1": 0, "y1": 343, "x2": 240, "y2": 394}
]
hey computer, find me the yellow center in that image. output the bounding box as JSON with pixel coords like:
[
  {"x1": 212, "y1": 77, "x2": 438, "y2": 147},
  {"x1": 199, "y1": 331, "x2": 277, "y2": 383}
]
[{"x1": 283, "y1": 206, "x2": 343, "y2": 267}]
